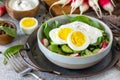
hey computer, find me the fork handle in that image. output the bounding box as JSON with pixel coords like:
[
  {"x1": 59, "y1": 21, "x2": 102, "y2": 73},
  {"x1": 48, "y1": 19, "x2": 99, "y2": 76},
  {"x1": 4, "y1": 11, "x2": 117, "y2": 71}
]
[{"x1": 27, "y1": 72, "x2": 43, "y2": 80}]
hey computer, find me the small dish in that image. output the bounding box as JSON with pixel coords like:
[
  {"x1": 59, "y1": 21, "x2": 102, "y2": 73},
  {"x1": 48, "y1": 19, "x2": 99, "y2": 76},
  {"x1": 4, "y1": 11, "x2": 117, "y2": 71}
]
[
  {"x1": 19, "y1": 17, "x2": 38, "y2": 35},
  {"x1": 5, "y1": 0, "x2": 40, "y2": 20},
  {"x1": 0, "y1": 20, "x2": 17, "y2": 45}
]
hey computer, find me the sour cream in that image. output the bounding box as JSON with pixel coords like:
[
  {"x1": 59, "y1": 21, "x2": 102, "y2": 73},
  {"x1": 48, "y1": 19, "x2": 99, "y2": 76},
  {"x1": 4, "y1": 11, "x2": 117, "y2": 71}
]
[{"x1": 9, "y1": 0, "x2": 39, "y2": 11}]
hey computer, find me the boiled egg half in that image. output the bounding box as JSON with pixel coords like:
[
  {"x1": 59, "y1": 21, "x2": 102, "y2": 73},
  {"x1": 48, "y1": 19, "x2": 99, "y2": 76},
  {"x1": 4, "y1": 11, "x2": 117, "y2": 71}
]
[
  {"x1": 67, "y1": 30, "x2": 90, "y2": 51},
  {"x1": 20, "y1": 17, "x2": 38, "y2": 35}
]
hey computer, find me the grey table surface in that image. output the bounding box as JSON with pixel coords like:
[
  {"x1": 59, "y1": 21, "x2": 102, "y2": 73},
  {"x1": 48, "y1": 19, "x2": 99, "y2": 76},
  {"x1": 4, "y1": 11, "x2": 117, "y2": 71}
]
[{"x1": 0, "y1": 2, "x2": 120, "y2": 80}]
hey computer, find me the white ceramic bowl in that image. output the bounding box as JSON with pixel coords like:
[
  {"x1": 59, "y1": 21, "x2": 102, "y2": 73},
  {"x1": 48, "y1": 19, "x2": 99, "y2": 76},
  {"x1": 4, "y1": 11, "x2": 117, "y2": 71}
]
[
  {"x1": 37, "y1": 15, "x2": 113, "y2": 69},
  {"x1": 20, "y1": 17, "x2": 38, "y2": 35}
]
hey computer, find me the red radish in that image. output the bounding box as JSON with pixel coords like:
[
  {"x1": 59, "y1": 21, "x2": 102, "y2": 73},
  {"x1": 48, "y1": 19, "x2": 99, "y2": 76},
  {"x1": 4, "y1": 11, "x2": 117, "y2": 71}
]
[
  {"x1": 70, "y1": 53, "x2": 80, "y2": 57},
  {"x1": 0, "y1": 2, "x2": 6, "y2": 16},
  {"x1": 88, "y1": 0, "x2": 102, "y2": 18},
  {"x1": 99, "y1": 41, "x2": 108, "y2": 53},
  {"x1": 70, "y1": 0, "x2": 83, "y2": 14},
  {"x1": 98, "y1": 0, "x2": 114, "y2": 15},
  {"x1": 100, "y1": 41, "x2": 108, "y2": 48},
  {"x1": 79, "y1": 0, "x2": 89, "y2": 15},
  {"x1": 41, "y1": 38, "x2": 49, "y2": 47}
]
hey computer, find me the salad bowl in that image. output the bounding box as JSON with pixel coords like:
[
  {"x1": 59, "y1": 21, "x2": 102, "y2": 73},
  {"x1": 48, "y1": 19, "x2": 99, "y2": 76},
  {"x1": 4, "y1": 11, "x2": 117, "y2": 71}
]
[{"x1": 37, "y1": 15, "x2": 113, "y2": 69}]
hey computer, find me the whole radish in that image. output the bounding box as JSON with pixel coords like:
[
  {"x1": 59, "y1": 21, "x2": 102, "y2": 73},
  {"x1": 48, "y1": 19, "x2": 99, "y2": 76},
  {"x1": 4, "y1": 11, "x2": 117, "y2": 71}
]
[
  {"x1": 0, "y1": 1, "x2": 6, "y2": 16},
  {"x1": 110, "y1": 0, "x2": 116, "y2": 7},
  {"x1": 79, "y1": 0, "x2": 89, "y2": 15},
  {"x1": 98, "y1": 0, "x2": 114, "y2": 15},
  {"x1": 70, "y1": 0, "x2": 83, "y2": 14},
  {"x1": 88, "y1": 0, "x2": 102, "y2": 18}
]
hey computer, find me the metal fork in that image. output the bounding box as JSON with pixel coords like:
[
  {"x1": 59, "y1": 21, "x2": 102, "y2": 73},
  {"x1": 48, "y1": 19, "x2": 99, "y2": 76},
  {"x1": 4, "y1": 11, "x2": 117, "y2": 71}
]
[{"x1": 6, "y1": 53, "x2": 43, "y2": 80}]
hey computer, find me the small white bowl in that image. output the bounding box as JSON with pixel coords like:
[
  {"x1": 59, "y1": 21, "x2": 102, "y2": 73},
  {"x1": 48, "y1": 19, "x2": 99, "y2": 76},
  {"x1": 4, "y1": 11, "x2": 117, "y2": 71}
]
[
  {"x1": 37, "y1": 15, "x2": 113, "y2": 69},
  {"x1": 20, "y1": 17, "x2": 38, "y2": 35}
]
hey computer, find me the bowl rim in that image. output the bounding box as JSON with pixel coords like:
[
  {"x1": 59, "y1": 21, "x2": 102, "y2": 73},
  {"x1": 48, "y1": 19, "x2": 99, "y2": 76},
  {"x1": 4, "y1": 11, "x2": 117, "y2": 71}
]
[
  {"x1": 37, "y1": 14, "x2": 113, "y2": 59},
  {"x1": 5, "y1": 0, "x2": 40, "y2": 12},
  {"x1": 0, "y1": 20, "x2": 16, "y2": 29}
]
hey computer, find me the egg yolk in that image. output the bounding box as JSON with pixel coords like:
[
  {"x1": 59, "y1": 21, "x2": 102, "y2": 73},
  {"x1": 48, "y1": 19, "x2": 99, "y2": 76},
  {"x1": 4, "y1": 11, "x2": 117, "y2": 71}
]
[
  {"x1": 21, "y1": 18, "x2": 36, "y2": 27},
  {"x1": 71, "y1": 31, "x2": 86, "y2": 46},
  {"x1": 58, "y1": 28, "x2": 73, "y2": 41}
]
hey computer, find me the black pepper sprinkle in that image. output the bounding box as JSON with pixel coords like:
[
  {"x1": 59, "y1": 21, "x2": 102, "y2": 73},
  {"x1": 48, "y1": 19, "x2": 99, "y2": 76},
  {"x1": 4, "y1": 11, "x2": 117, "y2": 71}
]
[{"x1": 38, "y1": 15, "x2": 41, "y2": 17}]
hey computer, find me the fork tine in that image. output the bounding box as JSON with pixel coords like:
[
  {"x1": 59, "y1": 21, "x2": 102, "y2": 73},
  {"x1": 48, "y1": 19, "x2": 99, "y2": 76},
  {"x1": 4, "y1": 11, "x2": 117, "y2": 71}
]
[
  {"x1": 6, "y1": 54, "x2": 20, "y2": 72},
  {"x1": 6, "y1": 53, "x2": 43, "y2": 80},
  {"x1": 11, "y1": 53, "x2": 27, "y2": 70},
  {"x1": 8, "y1": 53, "x2": 24, "y2": 72},
  {"x1": 10, "y1": 53, "x2": 27, "y2": 71}
]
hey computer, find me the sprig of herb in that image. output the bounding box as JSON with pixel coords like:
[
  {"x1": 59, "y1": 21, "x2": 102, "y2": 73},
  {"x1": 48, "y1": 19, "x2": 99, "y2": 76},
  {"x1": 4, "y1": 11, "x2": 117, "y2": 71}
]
[
  {"x1": 0, "y1": 25, "x2": 17, "y2": 37},
  {"x1": 3, "y1": 45, "x2": 24, "y2": 65}
]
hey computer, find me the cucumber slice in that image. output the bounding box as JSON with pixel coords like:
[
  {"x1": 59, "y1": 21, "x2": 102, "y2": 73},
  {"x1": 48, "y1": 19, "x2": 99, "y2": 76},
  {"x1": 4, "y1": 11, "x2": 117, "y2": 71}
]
[
  {"x1": 85, "y1": 49, "x2": 93, "y2": 56},
  {"x1": 93, "y1": 48, "x2": 100, "y2": 54},
  {"x1": 61, "y1": 45, "x2": 73, "y2": 53},
  {"x1": 49, "y1": 44, "x2": 62, "y2": 54}
]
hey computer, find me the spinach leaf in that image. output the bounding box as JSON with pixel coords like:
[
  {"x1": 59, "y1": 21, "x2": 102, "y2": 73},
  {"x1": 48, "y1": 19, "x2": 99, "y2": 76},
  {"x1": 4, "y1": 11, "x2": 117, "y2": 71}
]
[
  {"x1": 91, "y1": 36, "x2": 104, "y2": 46},
  {"x1": 68, "y1": 15, "x2": 103, "y2": 30},
  {"x1": 4, "y1": 45, "x2": 24, "y2": 57},
  {"x1": 3, "y1": 45, "x2": 24, "y2": 65},
  {"x1": 53, "y1": 20, "x2": 59, "y2": 28},
  {"x1": 0, "y1": 25, "x2": 17, "y2": 37},
  {"x1": 43, "y1": 22, "x2": 52, "y2": 40},
  {"x1": 69, "y1": 16, "x2": 91, "y2": 25},
  {"x1": 90, "y1": 20, "x2": 103, "y2": 30}
]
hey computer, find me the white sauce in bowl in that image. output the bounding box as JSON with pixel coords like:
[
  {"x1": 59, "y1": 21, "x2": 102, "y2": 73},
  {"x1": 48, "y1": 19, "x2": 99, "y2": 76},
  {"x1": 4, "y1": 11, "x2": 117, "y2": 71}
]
[{"x1": 8, "y1": 0, "x2": 39, "y2": 11}]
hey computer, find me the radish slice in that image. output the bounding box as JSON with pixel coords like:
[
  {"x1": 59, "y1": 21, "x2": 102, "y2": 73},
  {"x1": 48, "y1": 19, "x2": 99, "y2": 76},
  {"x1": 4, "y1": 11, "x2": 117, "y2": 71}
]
[
  {"x1": 88, "y1": 0, "x2": 102, "y2": 18},
  {"x1": 70, "y1": 0, "x2": 83, "y2": 14},
  {"x1": 70, "y1": 53, "x2": 80, "y2": 57},
  {"x1": 98, "y1": 0, "x2": 114, "y2": 15},
  {"x1": 41, "y1": 38, "x2": 49, "y2": 47},
  {"x1": 79, "y1": 0, "x2": 89, "y2": 15}
]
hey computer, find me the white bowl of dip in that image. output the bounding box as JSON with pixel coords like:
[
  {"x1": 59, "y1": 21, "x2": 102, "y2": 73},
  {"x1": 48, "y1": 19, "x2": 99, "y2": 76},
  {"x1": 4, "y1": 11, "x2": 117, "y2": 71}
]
[{"x1": 5, "y1": 0, "x2": 40, "y2": 20}]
